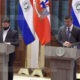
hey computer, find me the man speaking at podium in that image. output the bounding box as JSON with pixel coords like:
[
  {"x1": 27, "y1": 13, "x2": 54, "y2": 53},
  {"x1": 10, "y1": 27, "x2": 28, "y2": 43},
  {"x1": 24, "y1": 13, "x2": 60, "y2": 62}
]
[
  {"x1": 58, "y1": 15, "x2": 80, "y2": 80},
  {"x1": 0, "y1": 16, "x2": 19, "y2": 80}
]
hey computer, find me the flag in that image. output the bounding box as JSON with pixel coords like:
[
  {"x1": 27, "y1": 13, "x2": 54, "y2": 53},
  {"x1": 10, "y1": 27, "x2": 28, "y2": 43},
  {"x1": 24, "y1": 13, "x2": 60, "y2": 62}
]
[
  {"x1": 18, "y1": 0, "x2": 35, "y2": 45},
  {"x1": 33, "y1": 0, "x2": 51, "y2": 45},
  {"x1": 71, "y1": 0, "x2": 80, "y2": 27}
]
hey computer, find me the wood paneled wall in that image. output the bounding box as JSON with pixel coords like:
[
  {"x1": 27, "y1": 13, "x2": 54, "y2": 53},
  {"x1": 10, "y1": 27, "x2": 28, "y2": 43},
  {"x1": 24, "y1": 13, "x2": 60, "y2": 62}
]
[
  {"x1": 68, "y1": 0, "x2": 72, "y2": 14},
  {"x1": 13, "y1": 35, "x2": 26, "y2": 72},
  {"x1": 0, "y1": 0, "x2": 5, "y2": 27}
]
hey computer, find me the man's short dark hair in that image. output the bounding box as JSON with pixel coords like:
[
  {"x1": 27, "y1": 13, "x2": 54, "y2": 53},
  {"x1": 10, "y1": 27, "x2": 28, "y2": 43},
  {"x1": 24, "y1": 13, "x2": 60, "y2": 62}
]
[
  {"x1": 65, "y1": 15, "x2": 72, "y2": 20},
  {"x1": 2, "y1": 16, "x2": 10, "y2": 23}
]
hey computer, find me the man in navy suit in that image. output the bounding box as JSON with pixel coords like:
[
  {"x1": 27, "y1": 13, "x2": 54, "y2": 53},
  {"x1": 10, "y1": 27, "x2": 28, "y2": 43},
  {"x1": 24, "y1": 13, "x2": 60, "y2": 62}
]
[
  {"x1": 0, "y1": 16, "x2": 19, "y2": 80},
  {"x1": 58, "y1": 15, "x2": 80, "y2": 80}
]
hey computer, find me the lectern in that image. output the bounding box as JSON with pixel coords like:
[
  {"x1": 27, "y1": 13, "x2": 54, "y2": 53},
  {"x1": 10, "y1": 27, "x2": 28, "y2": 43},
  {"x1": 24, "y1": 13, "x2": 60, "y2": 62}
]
[
  {"x1": 45, "y1": 46, "x2": 80, "y2": 80},
  {"x1": 0, "y1": 43, "x2": 15, "y2": 80}
]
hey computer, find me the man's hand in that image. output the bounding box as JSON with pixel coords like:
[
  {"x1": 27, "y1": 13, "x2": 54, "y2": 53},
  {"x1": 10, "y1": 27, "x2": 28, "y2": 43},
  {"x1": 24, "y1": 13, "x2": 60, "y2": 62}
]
[{"x1": 63, "y1": 41, "x2": 72, "y2": 47}]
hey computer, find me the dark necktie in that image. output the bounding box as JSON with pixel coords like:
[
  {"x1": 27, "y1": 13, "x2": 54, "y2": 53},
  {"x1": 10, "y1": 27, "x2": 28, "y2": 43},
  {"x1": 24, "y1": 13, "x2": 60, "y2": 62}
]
[{"x1": 67, "y1": 27, "x2": 70, "y2": 41}]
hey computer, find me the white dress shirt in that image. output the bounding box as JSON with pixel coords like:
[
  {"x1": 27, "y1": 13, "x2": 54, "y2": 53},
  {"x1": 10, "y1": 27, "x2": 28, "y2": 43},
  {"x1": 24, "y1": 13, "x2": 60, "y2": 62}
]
[
  {"x1": 66, "y1": 24, "x2": 73, "y2": 32},
  {"x1": 3, "y1": 29, "x2": 9, "y2": 42},
  {"x1": 66, "y1": 24, "x2": 73, "y2": 37}
]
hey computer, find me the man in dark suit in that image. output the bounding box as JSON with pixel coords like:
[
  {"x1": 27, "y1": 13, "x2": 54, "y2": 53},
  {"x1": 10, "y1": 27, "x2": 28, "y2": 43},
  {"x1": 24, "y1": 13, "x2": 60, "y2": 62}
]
[
  {"x1": 58, "y1": 15, "x2": 80, "y2": 48},
  {"x1": 58, "y1": 15, "x2": 80, "y2": 80},
  {"x1": 0, "y1": 16, "x2": 19, "y2": 80}
]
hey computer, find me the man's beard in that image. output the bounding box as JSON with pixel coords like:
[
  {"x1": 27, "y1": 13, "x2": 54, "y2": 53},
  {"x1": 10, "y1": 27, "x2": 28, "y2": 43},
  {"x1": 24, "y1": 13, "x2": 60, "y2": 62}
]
[{"x1": 3, "y1": 27, "x2": 9, "y2": 30}]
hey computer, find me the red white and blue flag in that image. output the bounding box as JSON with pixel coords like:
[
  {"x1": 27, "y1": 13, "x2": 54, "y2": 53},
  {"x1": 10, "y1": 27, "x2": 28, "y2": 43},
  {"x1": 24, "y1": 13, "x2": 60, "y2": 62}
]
[
  {"x1": 71, "y1": 0, "x2": 80, "y2": 27},
  {"x1": 18, "y1": 0, "x2": 51, "y2": 45},
  {"x1": 18, "y1": 0, "x2": 35, "y2": 45}
]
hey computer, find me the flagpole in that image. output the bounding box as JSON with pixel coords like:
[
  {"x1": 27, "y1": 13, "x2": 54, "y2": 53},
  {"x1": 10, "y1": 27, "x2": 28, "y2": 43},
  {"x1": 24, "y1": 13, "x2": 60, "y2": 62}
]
[
  {"x1": 25, "y1": 45, "x2": 31, "y2": 68},
  {"x1": 30, "y1": 34, "x2": 39, "y2": 68},
  {"x1": 39, "y1": 45, "x2": 45, "y2": 68}
]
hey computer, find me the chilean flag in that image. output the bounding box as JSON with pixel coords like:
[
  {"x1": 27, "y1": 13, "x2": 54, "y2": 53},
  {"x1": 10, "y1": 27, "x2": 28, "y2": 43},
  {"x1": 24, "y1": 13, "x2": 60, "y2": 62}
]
[
  {"x1": 71, "y1": 0, "x2": 80, "y2": 27},
  {"x1": 18, "y1": 0, "x2": 35, "y2": 45},
  {"x1": 33, "y1": 0, "x2": 51, "y2": 45}
]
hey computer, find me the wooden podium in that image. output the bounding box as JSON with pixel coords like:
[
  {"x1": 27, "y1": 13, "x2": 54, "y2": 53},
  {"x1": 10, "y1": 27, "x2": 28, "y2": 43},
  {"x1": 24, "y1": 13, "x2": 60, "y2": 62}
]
[
  {"x1": 45, "y1": 46, "x2": 80, "y2": 80},
  {"x1": 0, "y1": 43, "x2": 15, "y2": 80}
]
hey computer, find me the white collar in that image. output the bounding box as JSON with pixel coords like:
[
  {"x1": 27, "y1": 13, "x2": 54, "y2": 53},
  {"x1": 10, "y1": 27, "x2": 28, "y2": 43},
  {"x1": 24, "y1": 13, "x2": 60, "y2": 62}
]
[{"x1": 66, "y1": 24, "x2": 73, "y2": 31}]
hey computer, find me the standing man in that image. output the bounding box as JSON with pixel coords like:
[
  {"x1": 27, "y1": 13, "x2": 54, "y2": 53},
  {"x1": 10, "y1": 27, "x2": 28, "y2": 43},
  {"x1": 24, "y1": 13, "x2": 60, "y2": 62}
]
[
  {"x1": 58, "y1": 15, "x2": 80, "y2": 48},
  {"x1": 58, "y1": 15, "x2": 80, "y2": 80},
  {"x1": 0, "y1": 16, "x2": 19, "y2": 80}
]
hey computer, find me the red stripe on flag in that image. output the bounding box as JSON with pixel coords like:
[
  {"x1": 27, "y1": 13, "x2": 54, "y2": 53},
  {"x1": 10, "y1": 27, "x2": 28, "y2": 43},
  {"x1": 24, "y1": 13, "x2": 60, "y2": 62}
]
[
  {"x1": 30, "y1": 0, "x2": 33, "y2": 6},
  {"x1": 33, "y1": 0, "x2": 51, "y2": 45}
]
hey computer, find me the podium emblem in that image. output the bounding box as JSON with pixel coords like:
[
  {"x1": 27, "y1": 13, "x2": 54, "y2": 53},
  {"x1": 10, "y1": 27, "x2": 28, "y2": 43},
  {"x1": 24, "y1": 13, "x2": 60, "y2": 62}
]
[{"x1": 56, "y1": 47, "x2": 65, "y2": 56}]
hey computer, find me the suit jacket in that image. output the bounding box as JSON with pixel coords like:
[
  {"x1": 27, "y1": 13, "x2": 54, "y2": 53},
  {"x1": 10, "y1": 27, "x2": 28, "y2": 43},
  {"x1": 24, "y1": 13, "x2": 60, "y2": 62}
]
[
  {"x1": 58, "y1": 25, "x2": 80, "y2": 46},
  {"x1": 0, "y1": 28, "x2": 19, "y2": 47}
]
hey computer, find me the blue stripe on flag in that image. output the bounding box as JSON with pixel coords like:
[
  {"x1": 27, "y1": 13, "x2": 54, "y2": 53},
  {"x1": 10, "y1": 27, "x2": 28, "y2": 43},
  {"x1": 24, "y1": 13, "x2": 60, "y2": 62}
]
[
  {"x1": 71, "y1": 7, "x2": 80, "y2": 27},
  {"x1": 18, "y1": 4, "x2": 35, "y2": 45}
]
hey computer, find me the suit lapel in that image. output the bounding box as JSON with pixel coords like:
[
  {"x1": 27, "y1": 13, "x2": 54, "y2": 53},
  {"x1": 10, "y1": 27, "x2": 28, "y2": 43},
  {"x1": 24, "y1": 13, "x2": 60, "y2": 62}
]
[
  {"x1": 69, "y1": 26, "x2": 76, "y2": 42},
  {"x1": 0, "y1": 30, "x2": 3, "y2": 42},
  {"x1": 62, "y1": 27, "x2": 67, "y2": 40},
  {"x1": 71, "y1": 26, "x2": 75, "y2": 35},
  {"x1": 5, "y1": 29, "x2": 12, "y2": 41}
]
